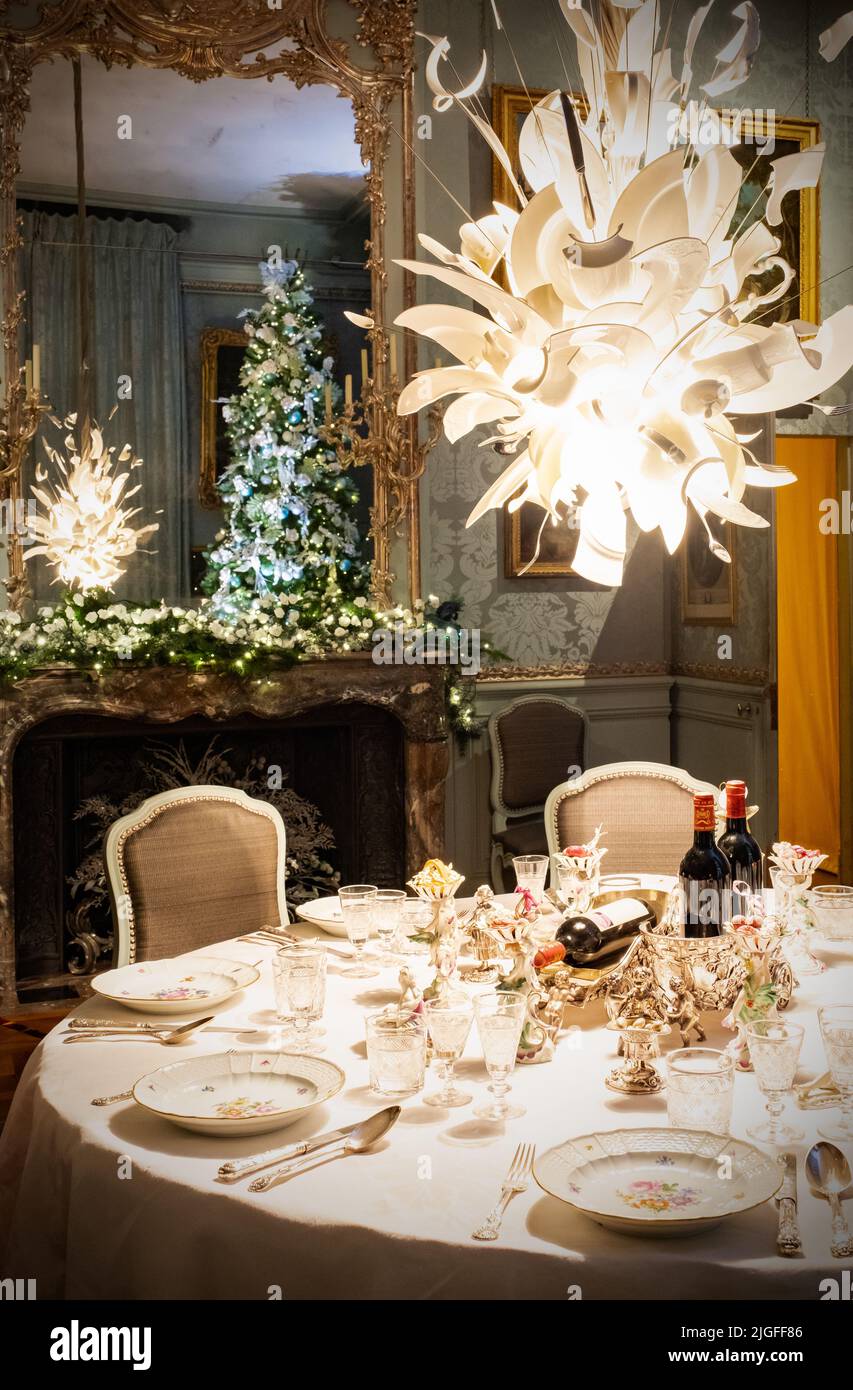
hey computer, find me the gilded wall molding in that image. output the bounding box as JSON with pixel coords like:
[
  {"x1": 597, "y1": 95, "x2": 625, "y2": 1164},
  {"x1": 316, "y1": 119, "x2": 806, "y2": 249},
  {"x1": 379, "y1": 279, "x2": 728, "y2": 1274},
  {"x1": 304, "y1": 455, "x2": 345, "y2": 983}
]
[
  {"x1": 476, "y1": 661, "x2": 769, "y2": 687},
  {"x1": 476, "y1": 661, "x2": 671, "y2": 683}
]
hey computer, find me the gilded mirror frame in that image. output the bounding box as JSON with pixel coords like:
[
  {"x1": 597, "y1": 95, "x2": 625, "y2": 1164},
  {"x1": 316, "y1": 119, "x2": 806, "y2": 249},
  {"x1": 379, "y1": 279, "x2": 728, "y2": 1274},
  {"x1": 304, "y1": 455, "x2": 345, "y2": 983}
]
[{"x1": 0, "y1": 0, "x2": 420, "y2": 609}]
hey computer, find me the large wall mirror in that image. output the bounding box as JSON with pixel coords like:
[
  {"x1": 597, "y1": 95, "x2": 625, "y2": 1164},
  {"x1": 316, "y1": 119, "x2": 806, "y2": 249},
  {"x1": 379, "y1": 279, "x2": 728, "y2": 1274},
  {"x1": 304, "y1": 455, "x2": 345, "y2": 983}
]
[{"x1": 0, "y1": 0, "x2": 419, "y2": 609}]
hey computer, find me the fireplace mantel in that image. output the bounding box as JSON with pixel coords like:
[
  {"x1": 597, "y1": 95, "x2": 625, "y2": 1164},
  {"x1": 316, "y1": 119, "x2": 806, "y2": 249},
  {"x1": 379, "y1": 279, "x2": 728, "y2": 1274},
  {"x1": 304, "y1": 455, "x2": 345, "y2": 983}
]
[{"x1": 0, "y1": 658, "x2": 450, "y2": 1010}]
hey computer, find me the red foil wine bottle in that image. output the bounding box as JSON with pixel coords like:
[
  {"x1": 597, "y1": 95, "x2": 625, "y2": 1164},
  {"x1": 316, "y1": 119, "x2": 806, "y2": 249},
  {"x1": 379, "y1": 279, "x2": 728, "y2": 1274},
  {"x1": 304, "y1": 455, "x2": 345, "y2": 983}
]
[
  {"x1": 717, "y1": 780, "x2": 763, "y2": 918},
  {"x1": 678, "y1": 793, "x2": 732, "y2": 937}
]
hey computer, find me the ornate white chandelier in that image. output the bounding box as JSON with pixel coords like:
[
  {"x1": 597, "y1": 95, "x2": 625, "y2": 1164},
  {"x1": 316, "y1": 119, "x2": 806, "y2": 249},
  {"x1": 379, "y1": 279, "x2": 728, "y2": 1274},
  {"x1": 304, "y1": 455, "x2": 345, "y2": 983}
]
[
  {"x1": 26, "y1": 418, "x2": 159, "y2": 592},
  {"x1": 396, "y1": 1, "x2": 853, "y2": 585}
]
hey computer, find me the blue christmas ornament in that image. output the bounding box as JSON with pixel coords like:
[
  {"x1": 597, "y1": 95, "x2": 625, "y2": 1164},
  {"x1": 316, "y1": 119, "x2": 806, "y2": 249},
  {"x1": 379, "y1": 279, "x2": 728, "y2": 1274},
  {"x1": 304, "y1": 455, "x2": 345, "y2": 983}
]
[{"x1": 259, "y1": 259, "x2": 298, "y2": 288}]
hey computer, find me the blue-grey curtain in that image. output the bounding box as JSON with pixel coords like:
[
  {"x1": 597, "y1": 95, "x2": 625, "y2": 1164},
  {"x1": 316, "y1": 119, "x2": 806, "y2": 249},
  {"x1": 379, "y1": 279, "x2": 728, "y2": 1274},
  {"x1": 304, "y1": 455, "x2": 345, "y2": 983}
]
[{"x1": 21, "y1": 210, "x2": 188, "y2": 602}]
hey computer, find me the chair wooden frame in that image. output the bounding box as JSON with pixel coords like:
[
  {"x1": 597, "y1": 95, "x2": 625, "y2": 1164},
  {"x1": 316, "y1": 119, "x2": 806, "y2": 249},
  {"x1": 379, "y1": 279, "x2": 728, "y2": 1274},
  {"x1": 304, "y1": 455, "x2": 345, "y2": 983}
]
[
  {"x1": 488, "y1": 695, "x2": 588, "y2": 890},
  {"x1": 544, "y1": 760, "x2": 719, "y2": 878},
  {"x1": 104, "y1": 785, "x2": 288, "y2": 967}
]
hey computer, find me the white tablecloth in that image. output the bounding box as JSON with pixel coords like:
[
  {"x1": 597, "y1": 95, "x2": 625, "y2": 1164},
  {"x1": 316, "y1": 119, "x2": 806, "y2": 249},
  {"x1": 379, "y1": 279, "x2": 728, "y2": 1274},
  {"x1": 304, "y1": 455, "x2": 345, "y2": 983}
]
[{"x1": 2, "y1": 899, "x2": 853, "y2": 1300}]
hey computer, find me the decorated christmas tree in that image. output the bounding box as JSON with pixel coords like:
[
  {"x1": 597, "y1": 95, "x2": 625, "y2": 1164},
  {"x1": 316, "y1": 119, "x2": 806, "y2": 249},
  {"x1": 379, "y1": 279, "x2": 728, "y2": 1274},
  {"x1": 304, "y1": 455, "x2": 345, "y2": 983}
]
[{"x1": 203, "y1": 258, "x2": 368, "y2": 613}]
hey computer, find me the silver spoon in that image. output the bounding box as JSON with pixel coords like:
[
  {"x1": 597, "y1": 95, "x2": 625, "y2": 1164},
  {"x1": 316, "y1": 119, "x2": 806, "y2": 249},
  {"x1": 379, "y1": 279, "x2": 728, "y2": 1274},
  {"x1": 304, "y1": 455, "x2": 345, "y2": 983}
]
[
  {"x1": 65, "y1": 1015, "x2": 214, "y2": 1047},
  {"x1": 249, "y1": 1104, "x2": 401, "y2": 1192},
  {"x1": 806, "y1": 1141, "x2": 853, "y2": 1257}
]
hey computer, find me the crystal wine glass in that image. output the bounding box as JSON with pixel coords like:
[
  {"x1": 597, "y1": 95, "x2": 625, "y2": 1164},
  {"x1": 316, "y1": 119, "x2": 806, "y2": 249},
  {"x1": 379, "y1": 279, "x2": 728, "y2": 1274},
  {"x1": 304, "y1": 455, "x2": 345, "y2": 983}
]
[
  {"x1": 339, "y1": 884, "x2": 379, "y2": 979},
  {"x1": 473, "y1": 991, "x2": 527, "y2": 1121},
  {"x1": 746, "y1": 1020, "x2": 805, "y2": 1146},
  {"x1": 512, "y1": 854, "x2": 549, "y2": 906},
  {"x1": 271, "y1": 948, "x2": 296, "y2": 1048},
  {"x1": 372, "y1": 888, "x2": 407, "y2": 966},
  {"x1": 818, "y1": 1005, "x2": 853, "y2": 1142},
  {"x1": 397, "y1": 898, "x2": 434, "y2": 955},
  {"x1": 277, "y1": 944, "x2": 326, "y2": 1053},
  {"x1": 424, "y1": 993, "x2": 474, "y2": 1107}
]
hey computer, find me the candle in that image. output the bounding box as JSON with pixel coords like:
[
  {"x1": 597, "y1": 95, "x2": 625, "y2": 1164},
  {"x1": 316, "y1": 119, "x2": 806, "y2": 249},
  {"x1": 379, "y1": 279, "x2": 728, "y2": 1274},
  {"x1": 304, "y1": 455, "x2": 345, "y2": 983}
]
[
  {"x1": 24, "y1": 358, "x2": 32, "y2": 394},
  {"x1": 324, "y1": 383, "x2": 332, "y2": 422},
  {"x1": 361, "y1": 348, "x2": 369, "y2": 388},
  {"x1": 345, "y1": 374, "x2": 353, "y2": 407},
  {"x1": 32, "y1": 343, "x2": 41, "y2": 394},
  {"x1": 434, "y1": 356, "x2": 443, "y2": 371},
  {"x1": 390, "y1": 334, "x2": 398, "y2": 380}
]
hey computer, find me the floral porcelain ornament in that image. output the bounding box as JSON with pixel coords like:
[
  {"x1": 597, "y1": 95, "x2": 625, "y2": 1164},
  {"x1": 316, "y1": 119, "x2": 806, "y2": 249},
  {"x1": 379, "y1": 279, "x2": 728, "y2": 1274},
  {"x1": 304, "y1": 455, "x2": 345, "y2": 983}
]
[{"x1": 395, "y1": 0, "x2": 853, "y2": 586}]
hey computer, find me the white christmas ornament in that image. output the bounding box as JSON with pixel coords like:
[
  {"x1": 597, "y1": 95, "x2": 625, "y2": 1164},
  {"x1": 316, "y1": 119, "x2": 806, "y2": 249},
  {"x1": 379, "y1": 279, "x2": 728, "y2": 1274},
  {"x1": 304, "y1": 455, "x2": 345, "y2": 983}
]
[{"x1": 396, "y1": 1, "x2": 853, "y2": 585}]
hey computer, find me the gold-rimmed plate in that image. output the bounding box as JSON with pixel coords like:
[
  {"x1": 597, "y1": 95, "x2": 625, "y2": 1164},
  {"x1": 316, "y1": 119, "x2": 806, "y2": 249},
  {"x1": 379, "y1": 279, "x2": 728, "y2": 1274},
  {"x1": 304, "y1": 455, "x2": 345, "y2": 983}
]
[
  {"x1": 535, "y1": 1128, "x2": 782, "y2": 1237},
  {"x1": 91, "y1": 956, "x2": 260, "y2": 1014},
  {"x1": 132, "y1": 1051, "x2": 345, "y2": 1136}
]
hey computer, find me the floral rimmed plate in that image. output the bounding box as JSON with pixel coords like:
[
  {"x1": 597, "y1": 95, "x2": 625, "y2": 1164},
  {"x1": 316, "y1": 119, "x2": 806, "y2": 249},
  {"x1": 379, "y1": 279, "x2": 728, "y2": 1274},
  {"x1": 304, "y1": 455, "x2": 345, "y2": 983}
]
[
  {"x1": 534, "y1": 1128, "x2": 782, "y2": 1237},
  {"x1": 91, "y1": 956, "x2": 260, "y2": 1015},
  {"x1": 132, "y1": 1051, "x2": 345, "y2": 1136},
  {"x1": 296, "y1": 895, "x2": 374, "y2": 939}
]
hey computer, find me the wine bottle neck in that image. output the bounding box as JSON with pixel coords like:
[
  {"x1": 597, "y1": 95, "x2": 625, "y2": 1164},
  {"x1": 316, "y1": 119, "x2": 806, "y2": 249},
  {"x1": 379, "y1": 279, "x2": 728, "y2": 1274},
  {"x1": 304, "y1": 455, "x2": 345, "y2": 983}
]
[
  {"x1": 692, "y1": 830, "x2": 716, "y2": 848},
  {"x1": 725, "y1": 816, "x2": 749, "y2": 834}
]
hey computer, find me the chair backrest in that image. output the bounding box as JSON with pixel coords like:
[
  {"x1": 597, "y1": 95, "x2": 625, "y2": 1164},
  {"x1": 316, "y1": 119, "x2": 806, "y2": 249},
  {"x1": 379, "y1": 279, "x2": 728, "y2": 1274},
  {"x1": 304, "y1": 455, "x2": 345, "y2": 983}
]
[
  {"x1": 489, "y1": 696, "x2": 587, "y2": 830},
  {"x1": 104, "y1": 786, "x2": 287, "y2": 966},
  {"x1": 544, "y1": 761, "x2": 719, "y2": 877}
]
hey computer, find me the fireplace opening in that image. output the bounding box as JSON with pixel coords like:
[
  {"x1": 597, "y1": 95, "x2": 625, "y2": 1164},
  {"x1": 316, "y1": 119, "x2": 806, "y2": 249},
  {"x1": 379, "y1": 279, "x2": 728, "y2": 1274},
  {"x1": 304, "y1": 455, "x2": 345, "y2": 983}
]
[{"x1": 12, "y1": 704, "x2": 405, "y2": 999}]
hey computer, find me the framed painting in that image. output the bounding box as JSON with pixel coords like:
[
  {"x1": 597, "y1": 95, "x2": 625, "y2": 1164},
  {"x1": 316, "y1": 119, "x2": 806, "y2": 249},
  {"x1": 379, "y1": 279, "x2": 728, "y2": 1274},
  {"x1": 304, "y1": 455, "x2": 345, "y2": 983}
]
[
  {"x1": 504, "y1": 504, "x2": 600, "y2": 582},
  {"x1": 199, "y1": 327, "x2": 246, "y2": 509},
  {"x1": 491, "y1": 87, "x2": 819, "y2": 320},
  {"x1": 731, "y1": 113, "x2": 820, "y2": 325},
  {"x1": 680, "y1": 511, "x2": 737, "y2": 624}
]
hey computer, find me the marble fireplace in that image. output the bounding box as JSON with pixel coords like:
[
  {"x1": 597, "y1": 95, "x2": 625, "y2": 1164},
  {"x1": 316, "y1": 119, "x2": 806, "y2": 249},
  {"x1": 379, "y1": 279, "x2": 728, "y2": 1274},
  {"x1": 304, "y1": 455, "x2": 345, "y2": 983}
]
[{"x1": 0, "y1": 657, "x2": 449, "y2": 1012}]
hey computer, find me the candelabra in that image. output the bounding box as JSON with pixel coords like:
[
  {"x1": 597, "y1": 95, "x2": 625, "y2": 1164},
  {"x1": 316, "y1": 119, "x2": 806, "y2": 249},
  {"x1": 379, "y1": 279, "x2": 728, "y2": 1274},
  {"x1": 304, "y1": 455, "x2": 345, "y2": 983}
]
[
  {"x1": 317, "y1": 333, "x2": 443, "y2": 604},
  {"x1": 0, "y1": 372, "x2": 50, "y2": 609}
]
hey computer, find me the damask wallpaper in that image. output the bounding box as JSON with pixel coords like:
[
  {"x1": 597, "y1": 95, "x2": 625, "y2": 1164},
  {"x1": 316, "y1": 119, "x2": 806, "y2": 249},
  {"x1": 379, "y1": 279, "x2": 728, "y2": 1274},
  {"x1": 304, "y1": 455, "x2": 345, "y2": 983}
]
[{"x1": 425, "y1": 432, "x2": 669, "y2": 666}]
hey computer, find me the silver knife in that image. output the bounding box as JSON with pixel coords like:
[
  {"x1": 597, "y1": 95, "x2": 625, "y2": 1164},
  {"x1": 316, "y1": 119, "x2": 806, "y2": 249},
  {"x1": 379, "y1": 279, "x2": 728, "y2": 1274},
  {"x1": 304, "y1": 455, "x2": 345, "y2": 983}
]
[
  {"x1": 776, "y1": 1153, "x2": 803, "y2": 1257},
  {"x1": 216, "y1": 1121, "x2": 358, "y2": 1183}
]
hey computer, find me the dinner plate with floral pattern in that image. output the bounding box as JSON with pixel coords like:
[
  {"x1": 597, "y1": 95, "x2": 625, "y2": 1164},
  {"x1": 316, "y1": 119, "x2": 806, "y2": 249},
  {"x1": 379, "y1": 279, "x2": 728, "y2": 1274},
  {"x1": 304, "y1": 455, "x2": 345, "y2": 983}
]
[
  {"x1": 91, "y1": 956, "x2": 260, "y2": 1014},
  {"x1": 132, "y1": 1051, "x2": 346, "y2": 1135},
  {"x1": 534, "y1": 1128, "x2": 782, "y2": 1237}
]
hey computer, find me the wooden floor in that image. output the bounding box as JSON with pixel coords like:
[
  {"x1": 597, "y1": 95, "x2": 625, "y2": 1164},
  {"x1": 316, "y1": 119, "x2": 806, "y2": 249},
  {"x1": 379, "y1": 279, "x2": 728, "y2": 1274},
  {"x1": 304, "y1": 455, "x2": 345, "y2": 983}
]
[{"x1": 0, "y1": 1011, "x2": 67, "y2": 1131}]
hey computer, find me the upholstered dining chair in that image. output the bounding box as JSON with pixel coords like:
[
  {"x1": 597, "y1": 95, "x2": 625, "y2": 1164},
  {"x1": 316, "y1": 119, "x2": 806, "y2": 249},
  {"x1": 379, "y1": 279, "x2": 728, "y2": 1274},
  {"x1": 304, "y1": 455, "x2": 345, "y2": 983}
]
[
  {"x1": 488, "y1": 695, "x2": 587, "y2": 890},
  {"x1": 544, "y1": 761, "x2": 719, "y2": 879},
  {"x1": 104, "y1": 786, "x2": 288, "y2": 966}
]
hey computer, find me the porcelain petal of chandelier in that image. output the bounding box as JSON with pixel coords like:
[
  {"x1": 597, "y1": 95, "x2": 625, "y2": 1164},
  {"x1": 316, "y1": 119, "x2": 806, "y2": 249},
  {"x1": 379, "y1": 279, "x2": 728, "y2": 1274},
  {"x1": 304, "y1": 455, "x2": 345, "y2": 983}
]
[{"x1": 395, "y1": 1, "x2": 853, "y2": 586}]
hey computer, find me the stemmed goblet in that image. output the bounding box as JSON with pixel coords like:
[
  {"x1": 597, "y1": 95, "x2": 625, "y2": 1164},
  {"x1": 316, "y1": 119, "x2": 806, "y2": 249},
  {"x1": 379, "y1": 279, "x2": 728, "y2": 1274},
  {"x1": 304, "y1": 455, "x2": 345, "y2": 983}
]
[
  {"x1": 746, "y1": 1020, "x2": 805, "y2": 1147},
  {"x1": 512, "y1": 855, "x2": 549, "y2": 907},
  {"x1": 424, "y1": 993, "x2": 474, "y2": 1108},
  {"x1": 474, "y1": 991, "x2": 527, "y2": 1121},
  {"x1": 373, "y1": 888, "x2": 407, "y2": 966},
  {"x1": 818, "y1": 1005, "x2": 853, "y2": 1142},
  {"x1": 278, "y1": 944, "x2": 326, "y2": 1053},
  {"x1": 339, "y1": 884, "x2": 379, "y2": 979}
]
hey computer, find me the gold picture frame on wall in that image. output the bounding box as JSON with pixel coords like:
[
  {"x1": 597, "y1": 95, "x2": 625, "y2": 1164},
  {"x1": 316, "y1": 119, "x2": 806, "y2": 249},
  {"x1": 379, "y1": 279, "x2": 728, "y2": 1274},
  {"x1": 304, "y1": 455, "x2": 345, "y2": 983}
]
[
  {"x1": 680, "y1": 513, "x2": 737, "y2": 624},
  {"x1": 491, "y1": 86, "x2": 820, "y2": 320},
  {"x1": 199, "y1": 327, "x2": 246, "y2": 509},
  {"x1": 491, "y1": 86, "x2": 820, "y2": 582}
]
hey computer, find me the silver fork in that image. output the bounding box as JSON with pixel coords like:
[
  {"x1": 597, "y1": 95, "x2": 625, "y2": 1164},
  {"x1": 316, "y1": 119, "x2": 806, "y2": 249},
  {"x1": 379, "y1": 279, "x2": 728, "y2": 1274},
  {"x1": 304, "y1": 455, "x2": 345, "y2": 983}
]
[{"x1": 471, "y1": 1142, "x2": 535, "y2": 1242}]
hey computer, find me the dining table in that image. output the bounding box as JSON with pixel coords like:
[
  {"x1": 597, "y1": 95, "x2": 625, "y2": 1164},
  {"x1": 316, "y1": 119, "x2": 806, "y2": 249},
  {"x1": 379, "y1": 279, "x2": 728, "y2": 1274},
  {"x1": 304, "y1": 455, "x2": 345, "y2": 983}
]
[{"x1": 1, "y1": 884, "x2": 852, "y2": 1301}]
